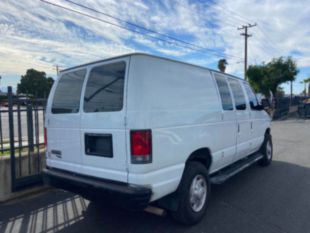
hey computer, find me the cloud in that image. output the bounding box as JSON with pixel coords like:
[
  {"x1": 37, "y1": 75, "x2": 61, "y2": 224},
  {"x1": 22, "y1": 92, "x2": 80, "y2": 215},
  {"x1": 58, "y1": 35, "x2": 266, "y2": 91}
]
[
  {"x1": 215, "y1": 0, "x2": 310, "y2": 73},
  {"x1": 0, "y1": 0, "x2": 309, "y2": 95}
]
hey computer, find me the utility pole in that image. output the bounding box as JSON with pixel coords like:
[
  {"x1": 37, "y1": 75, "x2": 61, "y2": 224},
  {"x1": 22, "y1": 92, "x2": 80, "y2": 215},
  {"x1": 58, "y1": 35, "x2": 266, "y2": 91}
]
[
  {"x1": 290, "y1": 81, "x2": 293, "y2": 105},
  {"x1": 54, "y1": 65, "x2": 63, "y2": 76},
  {"x1": 238, "y1": 23, "x2": 257, "y2": 80},
  {"x1": 55, "y1": 65, "x2": 59, "y2": 75}
]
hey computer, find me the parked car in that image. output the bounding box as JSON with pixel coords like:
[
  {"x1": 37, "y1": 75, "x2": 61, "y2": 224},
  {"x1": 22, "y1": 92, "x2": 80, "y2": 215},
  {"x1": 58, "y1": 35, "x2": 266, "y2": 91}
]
[
  {"x1": 43, "y1": 53, "x2": 272, "y2": 225},
  {"x1": 1, "y1": 101, "x2": 8, "y2": 107}
]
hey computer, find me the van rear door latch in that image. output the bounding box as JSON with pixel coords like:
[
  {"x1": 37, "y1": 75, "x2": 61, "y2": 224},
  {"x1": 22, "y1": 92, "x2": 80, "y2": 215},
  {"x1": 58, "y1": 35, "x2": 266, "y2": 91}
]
[{"x1": 51, "y1": 150, "x2": 62, "y2": 158}]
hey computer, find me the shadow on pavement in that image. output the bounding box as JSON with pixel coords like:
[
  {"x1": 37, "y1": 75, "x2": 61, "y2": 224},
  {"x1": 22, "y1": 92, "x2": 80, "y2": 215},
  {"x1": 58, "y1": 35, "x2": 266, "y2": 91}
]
[{"x1": 1, "y1": 160, "x2": 310, "y2": 233}]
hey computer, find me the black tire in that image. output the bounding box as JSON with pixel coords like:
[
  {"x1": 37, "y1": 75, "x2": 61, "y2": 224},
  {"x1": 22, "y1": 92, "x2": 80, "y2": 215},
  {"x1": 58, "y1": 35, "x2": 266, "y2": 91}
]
[
  {"x1": 258, "y1": 133, "x2": 273, "y2": 166},
  {"x1": 171, "y1": 161, "x2": 210, "y2": 225}
]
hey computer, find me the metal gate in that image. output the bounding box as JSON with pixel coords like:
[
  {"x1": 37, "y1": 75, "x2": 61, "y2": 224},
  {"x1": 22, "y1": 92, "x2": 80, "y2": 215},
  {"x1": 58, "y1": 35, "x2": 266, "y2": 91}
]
[{"x1": 1, "y1": 86, "x2": 46, "y2": 191}]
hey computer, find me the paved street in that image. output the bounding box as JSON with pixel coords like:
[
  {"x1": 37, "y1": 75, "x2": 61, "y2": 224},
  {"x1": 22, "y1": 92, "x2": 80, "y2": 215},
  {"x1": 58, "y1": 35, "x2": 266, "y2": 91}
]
[{"x1": 0, "y1": 120, "x2": 310, "y2": 233}]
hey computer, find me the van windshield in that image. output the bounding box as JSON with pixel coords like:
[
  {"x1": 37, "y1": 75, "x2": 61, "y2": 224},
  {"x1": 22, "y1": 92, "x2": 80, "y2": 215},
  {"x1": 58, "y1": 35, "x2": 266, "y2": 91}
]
[
  {"x1": 84, "y1": 62, "x2": 125, "y2": 112},
  {"x1": 52, "y1": 69, "x2": 86, "y2": 114}
]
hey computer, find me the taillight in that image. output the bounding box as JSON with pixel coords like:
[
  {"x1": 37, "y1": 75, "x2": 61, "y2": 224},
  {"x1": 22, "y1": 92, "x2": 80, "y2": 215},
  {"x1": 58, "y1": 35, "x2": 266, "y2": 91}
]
[
  {"x1": 130, "y1": 130, "x2": 152, "y2": 164},
  {"x1": 44, "y1": 127, "x2": 47, "y2": 147}
]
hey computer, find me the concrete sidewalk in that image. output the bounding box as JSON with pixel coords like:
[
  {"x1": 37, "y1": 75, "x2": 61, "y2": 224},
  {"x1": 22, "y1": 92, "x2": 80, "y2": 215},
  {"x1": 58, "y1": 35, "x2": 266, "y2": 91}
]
[{"x1": 0, "y1": 119, "x2": 310, "y2": 233}]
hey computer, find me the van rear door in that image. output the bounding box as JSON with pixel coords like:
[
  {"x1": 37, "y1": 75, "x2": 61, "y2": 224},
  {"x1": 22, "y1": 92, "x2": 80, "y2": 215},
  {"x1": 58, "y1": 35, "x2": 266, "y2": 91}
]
[
  {"x1": 80, "y1": 58, "x2": 129, "y2": 182},
  {"x1": 46, "y1": 68, "x2": 86, "y2": 173}
]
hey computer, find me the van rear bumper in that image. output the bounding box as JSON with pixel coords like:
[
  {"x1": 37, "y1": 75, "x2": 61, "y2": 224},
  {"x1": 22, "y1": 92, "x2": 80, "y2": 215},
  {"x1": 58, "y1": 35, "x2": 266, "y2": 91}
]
[{"x1": 43, "y1": 167, "x2": 152, "y2": 210}]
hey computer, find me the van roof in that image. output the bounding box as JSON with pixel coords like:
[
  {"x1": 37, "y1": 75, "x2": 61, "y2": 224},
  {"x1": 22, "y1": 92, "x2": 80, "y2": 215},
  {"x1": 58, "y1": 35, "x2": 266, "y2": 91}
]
[{"x1": 60, "y1": 53, "x2": 244, "y2": 81}]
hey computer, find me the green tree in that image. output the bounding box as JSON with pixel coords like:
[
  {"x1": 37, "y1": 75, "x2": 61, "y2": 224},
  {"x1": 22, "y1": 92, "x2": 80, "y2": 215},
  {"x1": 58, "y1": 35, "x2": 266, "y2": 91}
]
[
  {"x1": 17, "y1": 69, "x2": 54, "y2": 98},
  {"x1": 218, "y1": 59, "x2": 228, "y2": 73},
  {"x1": 246, "y1": 57, "x2": 298, "y2": 97}
]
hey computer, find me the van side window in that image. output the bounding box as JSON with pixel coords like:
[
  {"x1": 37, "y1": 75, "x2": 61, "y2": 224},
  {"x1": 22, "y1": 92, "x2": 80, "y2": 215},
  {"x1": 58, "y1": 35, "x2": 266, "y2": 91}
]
[
  {"x1": 244, "y1": 84, "x2": 259, "y2": 109},
  {"x1": 228, "y1": 79, "x2": 247, "y2": 110},
  {"x1": 84, "y1": 62, "x2": 125, "y2": 113},
  {"x1": 214, "y1": 74, "x2": 234, "y2": 111},
  {"x1": 52, "y1": 69, "x2": 86, "y2": 114}
]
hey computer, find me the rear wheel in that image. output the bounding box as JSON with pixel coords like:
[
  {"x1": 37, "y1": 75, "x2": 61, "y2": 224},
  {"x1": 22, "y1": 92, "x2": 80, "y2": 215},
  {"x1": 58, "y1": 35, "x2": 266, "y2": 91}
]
[
  {"x1": 171, "y1": 161, "x2": 210, "y2": 225},
  {"x1": 258, "y1": 133, "x2": 273, "y2": 166}
]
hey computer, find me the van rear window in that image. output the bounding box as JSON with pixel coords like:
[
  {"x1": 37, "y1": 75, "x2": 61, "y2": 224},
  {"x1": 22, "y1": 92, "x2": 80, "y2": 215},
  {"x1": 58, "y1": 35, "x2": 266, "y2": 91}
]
[
  {"x1": 52, "y1": 69, "x2": 86, "y2": 114},
  {"x1": 84, "y1": 62, "x2": 125, "y2": 113}
]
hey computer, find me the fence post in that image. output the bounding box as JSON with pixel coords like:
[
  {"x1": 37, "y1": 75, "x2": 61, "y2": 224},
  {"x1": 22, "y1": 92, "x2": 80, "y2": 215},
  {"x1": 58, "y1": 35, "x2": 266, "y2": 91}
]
[
  {"x1": 0, "y1": 104, "x2": 3, "y2": 152},
  {"x1": 27, "y1": 104, "x2": 34, "y2": 175},
  {"x1": 8, "y1": 86, "x2": 16, "y2": 191},
  {"x1": 27, "y1": 105, "x2": 34, "y2": 153}
]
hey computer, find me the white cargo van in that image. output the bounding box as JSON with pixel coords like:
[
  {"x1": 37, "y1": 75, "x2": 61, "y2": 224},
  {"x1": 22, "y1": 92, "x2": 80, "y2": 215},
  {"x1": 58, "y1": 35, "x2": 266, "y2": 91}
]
[{"x1": 44, "y1": 53, "x2": 272, "y2": 225}]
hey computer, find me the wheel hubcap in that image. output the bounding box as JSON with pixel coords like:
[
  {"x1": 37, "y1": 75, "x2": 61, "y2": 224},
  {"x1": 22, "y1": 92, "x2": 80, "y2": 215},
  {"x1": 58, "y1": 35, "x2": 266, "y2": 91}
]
[
  {"x1": 266, "y1": 140, "x2": 272, "y2": 160},
  {"x1": 189, "y1": 175, "x2": 207, "y2": 212}
]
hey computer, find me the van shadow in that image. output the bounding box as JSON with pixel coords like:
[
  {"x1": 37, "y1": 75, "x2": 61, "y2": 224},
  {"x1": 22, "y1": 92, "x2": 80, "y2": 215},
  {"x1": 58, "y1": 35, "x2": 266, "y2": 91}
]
[{"x1": 1, "y1": 161, "x2": 310, "y2": 233}]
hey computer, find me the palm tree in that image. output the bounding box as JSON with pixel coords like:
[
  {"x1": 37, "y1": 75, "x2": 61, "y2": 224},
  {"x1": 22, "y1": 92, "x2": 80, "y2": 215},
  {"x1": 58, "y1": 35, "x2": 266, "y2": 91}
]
[{"x1": 218, "y1": 59, "x2": 228, "y2": 73}]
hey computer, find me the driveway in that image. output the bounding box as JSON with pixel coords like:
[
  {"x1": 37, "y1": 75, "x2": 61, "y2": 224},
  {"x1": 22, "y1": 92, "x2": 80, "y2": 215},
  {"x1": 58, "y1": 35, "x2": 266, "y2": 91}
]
[{"x1": 1, "y1": 120, "x2": 310, "y2": 233}]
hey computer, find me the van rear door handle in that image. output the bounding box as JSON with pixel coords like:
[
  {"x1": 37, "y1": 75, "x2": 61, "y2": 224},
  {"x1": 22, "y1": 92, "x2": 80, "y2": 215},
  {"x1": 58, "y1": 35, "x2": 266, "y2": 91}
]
[
  {"x1": 51, "y1": 150, "x2": 62, "y2": 158},
  {"x1": 237, "y1": 123, "x2": 240, "y2": 133}
]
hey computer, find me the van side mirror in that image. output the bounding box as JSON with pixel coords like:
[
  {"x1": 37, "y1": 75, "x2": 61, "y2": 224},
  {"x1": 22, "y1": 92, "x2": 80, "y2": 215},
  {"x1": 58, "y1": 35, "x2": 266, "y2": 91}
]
[
  {"x1": 261, "y1": 99, "x2": 270, "y2": 108},
  {"x1": 255, "y1": 104, "x2": 264, "y2": 110},
  {"x1": 250, "y1": 102, "x2": 264, "y2": 111}
]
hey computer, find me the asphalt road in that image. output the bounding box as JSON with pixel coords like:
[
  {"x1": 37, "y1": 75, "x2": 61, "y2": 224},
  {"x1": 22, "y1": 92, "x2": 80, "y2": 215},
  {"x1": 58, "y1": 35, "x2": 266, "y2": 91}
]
[{"x1": 1, "y1": 120, "x2": 310, "y2": 233}]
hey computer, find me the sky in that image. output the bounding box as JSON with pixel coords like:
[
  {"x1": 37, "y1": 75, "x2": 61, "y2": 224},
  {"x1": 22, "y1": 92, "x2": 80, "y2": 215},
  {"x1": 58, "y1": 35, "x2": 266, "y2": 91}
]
[{"x1": 0, "y1": 0, "x2": 310, "y2": 94}]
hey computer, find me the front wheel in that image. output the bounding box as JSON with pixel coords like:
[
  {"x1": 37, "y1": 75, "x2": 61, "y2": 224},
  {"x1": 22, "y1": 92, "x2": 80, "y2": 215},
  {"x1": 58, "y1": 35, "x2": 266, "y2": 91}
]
[
  {"x1": 258, "y1": 133, "x2": 273, "y2": 166},
  {"x1": 171, "y1": 161, "x2": 210, "y2": 225}
]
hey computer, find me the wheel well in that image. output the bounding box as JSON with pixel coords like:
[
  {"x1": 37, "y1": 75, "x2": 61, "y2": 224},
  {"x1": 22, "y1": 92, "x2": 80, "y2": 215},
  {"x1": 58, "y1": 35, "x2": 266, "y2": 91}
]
[
  {"x1": 158, "y1": 148, "x2": 212, "y2": 212},
  {"x1": 186, "y1": 148, "x2": 212, "y2": 171}
]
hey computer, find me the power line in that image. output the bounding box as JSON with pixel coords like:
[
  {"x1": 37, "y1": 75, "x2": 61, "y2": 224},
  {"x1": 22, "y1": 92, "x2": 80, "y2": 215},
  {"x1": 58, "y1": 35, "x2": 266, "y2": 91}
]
[
  {"x1": 238, "y1": 23, "x2": 257, "y2": 80},
  {"x1": 61, "y1": 0, "x2": 243, "y2": 59},
  {"x1": 175, "y1": 0, "x2": 281, "y2": 57},
  {"x1": 40, "y1": 0, "x2": 242, "y2": 59},
  {"x1": 168, "y1": 0, "x2": 278, "y2": 59},
  {"x1": 210, "y1": 1, "x2": 251, "y2": 25},
  {"x1": 169, "y1": 0, "x2": 250, "y2": 28},
  {"x1": 220, "y1": 10, "x2": 280, "y2": 55},
  {"x1": 217, "y1": 21, "x2": 280, "y2": 58},
  {"x1": 252, "y1": 38, "x2": 274, "y2": 58},
  {"x1": 202, "y1": 2, "x2": 283, "y2": 62},
  {"x1": 53, "y1": 64, "x2": 65, "y2": 75},
  {"x1": 167, "y1": 0, "x2": 283, "y2": 63},
  {"x1": 256, "y1": 25, "x2": 281, "y2": 54},
  {"x1": 169, "y1": 0, "x2": 289, "y2": 56},
  {"x1": 63, "y1": 0, "x2": 210, "y2": 52}
]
